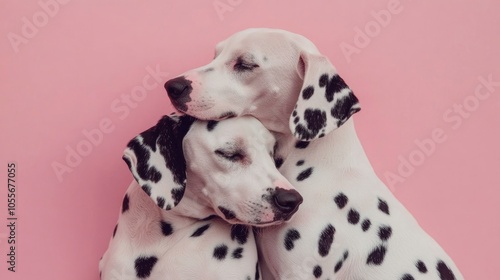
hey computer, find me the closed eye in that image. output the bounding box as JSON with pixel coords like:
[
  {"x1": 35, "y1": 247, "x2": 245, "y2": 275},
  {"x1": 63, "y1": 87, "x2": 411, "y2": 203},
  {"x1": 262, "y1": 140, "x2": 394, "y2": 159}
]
[
  {"x1": 234, "y1": 57, "x2": 259, "y2": 72},
  {"x1": 234, "y1": 62, "x2": 259, "y2": 71},
  {"x1": 215, "y1": 149, "x2": 245, "y2": 162}
]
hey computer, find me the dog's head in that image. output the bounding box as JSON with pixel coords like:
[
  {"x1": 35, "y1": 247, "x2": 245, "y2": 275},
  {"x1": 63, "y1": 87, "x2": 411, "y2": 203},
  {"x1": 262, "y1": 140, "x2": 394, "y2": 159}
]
[
  {"x1": 165, "y1": 28, "x2": 360, "y2": 141},
  {"x1": 123, "y1": 115, "x2": 302, "y2": 226}
]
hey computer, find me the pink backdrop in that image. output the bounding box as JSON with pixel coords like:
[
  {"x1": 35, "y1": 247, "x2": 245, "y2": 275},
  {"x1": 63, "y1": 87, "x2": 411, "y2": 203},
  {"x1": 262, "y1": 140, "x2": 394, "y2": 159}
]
[{"x1": 1, "y1": 0, "x2": 499, "y2": 279}]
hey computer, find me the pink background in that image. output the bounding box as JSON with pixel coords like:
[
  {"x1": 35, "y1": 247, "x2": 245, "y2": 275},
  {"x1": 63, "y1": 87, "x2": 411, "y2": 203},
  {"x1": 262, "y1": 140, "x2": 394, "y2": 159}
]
[{"x1": 1, "y1": 0, "x2": 499, "y2": 279}]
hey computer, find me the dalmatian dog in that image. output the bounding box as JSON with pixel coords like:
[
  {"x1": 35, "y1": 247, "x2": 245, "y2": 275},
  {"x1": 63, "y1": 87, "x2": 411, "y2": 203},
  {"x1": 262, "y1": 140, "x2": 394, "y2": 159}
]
[
  {"x1": 164, "y1": 28, "x2": 464, "y2": 280},
  {"x1": 99, "y1": 115, "x2": 303, "y2": 280}
]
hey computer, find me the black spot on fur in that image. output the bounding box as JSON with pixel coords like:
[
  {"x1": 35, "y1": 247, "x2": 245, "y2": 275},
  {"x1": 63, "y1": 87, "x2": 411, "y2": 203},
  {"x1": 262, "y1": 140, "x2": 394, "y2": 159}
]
[
  {"x1": 416, "y1": 260, "x2": 428, "y2": 273},
  {"x1": 378, "y1": 198, "x2": 390, "y2": 215},
  {"x1": 335, "y1": 249, "x2": 350, "y2": 273},
  {"x1": 378, "y1": 225, "x2": 392, "y2": 241},
  {"x1": 333, "y1": 193, "x2": 348, "y2": 209},
  {"x1": 297, "y1": 167, "x2": 313, "y2": 181},
  {"x1": 207, "y1": 120, "x2": 218, "y2": 131},
  {"x1": 160, "y1": 221, "x2": 173, "y2": 236},
  {"x1": 156, "y1": 197, "x2": 165, "y2": 208},
  {"x1": 232, "y1": 247, "x2": 244, "y2": 259},
  {"x1": 318, "y1": 74, "x2": 349, "y2": 102},
  {"x1": 343, "y1": 250, "x2": 349, "y2": 260},
  {"x1": 361, "y1": 219, "x2": 371, "y2": 232},
  {"x1": 284, "y1": 229, "x2": 301, "y2": 251},
  {"x1": 213, "y1": 244, "x2": 228, "y2": 260},
  {"x1": 218, "y1": 206, "x2": 236, "y2": 220},
  {"x1": 295, "y1": 141, "x2": 310, "y2": 149},
  {"x1": 296, "y1": 160, "x2": 305, "y2": 166},
  {"x1": 125, "y1": 115, "x2": 194, "y2": 202},
  {"x1": 347, "y1": 209, "x2": 360, "y2": 224},
  {"x1": 122, "y1": 194, "x2": 129, "y2": 213},
  {"x1": 331, "y1": 93, "x2": 360, "y2": 126},
  {"x1": 302, "y1": 86, "x2": 315, "y2": 100},
  {"x1": 313, "y1": 265, "x2": 322, "y2": 278},
  {"x1": 255, "y1": 262, "x2": 260, "y2": 280},
  {"x1": 112, "y1": 224, "x2": 118, "y2": 238},
  {"x1": 294, "y1": 116, "x2": 299, "y2": 124},
  {"x1": 294, "y1": 124, "x2": 314, "y2": 141},
  {"x1": 334, "y1": 260, "x2": 343, "y2": 273},
  {"x1": 302, "y1": 108, "x2": 327, "y2": 139},
  {"x1": 318, "y1": 224, "x2": 335, "y2": 257},
  {"x1": 437, "y1": 260, "x2": 456, "y2": 280},
  {"x1": 134, "y1": 256, "x2": 158, "y2": 278},
  {"x1": 401, "y1": 274, "x2": 415, "y2": 280},
  {"x1": 292, "y1": 110, "x2": 297, "y2": 117},
  {"x1": 319, "y1": 74, "x2": 329, "y2": 87},
  {"x1": 191, "y1": 224, "x2": 210, "y2": 237},
  {"x1": 171, "y1": 187, "x2": 184, "y2": 207},
  {"x1": 126, "y1": 139, "x2": 162, "y2": 183},
  {"x1": 231, "y1": 225, "x2": 249, "y2": 245},
  {"x1": 366, "y1": 245, "x2": 387, "y2": 265},
  {"x1": 333, "y1": 248, "x2": 349, "y2": 273},
  {"x1": 142, "y1": 185, "x2": 152, "y2": 196},
  {"x1": 275, "y1": 157, "x2": 284, "y2": 168}
]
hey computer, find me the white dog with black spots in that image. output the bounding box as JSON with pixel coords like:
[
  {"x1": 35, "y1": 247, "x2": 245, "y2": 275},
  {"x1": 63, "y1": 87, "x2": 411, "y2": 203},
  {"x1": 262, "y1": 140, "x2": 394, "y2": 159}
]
[
  {"x1": 99, "y1": 115, "x2": 303, "y2": 279},
  {"x1": 164, "y1": 28, "x2": 464, "y2": 280}
]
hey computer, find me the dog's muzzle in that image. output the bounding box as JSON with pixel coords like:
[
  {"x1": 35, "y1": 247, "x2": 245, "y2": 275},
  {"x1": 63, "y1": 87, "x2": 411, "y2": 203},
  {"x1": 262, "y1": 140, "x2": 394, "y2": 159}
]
[{"x1": 164, "y1": 76, "x2": 193, "y2": 110}]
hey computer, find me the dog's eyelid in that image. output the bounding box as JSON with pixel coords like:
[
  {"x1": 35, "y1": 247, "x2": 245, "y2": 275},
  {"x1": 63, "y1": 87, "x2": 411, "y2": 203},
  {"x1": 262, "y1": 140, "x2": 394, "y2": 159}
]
[
  {"x1": 215, "y1": 149, "x2": 245, "y2": 161},
  {"x1": 234, "y1": 57, "x2": 259, "y2": 72},
  {"x1": 235, "y1": 55, "x2": 259, "y2": 65}
]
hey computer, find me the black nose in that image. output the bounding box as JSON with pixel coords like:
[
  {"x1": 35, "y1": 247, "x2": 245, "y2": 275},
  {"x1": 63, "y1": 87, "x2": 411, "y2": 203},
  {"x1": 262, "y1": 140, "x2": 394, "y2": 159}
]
[
  {"x1": 164, "y1": 76, "x2": 193, "y2": 100},
  {"x1": 273, "y1": 188, "x2": 303, "y2": 215}
]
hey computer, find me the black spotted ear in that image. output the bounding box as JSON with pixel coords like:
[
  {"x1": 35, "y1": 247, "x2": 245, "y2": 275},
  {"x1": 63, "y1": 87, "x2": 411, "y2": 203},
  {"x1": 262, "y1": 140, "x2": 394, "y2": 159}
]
[
  {"x1": 290, "y1": 52, "x2": 360, "y2": 141},
  {"x1": 122, "y1": 115, "x2": 195, "y2": 210}
]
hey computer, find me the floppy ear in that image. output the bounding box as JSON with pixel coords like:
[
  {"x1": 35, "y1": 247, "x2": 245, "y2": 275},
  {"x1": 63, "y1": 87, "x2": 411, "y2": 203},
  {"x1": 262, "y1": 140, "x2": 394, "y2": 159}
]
[
  {"x1": 122, "y1": 115, "x2": 195, "y2": 210},
  {"x1": 290, "y1": 52, "x2": 361, "y2": 141}
]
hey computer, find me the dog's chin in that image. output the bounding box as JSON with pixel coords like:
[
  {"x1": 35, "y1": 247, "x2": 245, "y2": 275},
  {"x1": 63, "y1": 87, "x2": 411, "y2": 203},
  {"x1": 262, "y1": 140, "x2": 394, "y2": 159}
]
[
  {"x1": 170, "y1": 107, "x2": 185, "y2": 116},
  {"x1": 216, "y1": 111, "x2": 238, "y2": 120},
  {"x1": 224, "y1": 218, "x2": 288, "y2": 227},
  {"x1": 173, "y1": 104, "x2": 239, "y2": 121},
  {"x1": 171, "y1": 103, "x2": 188, "y2": 115},
  {"x1": 193, "y1": 112, "x2": 239, "y2": 121},
  {"x1": 252, "y1": 220, "x2": 287, "y2": 227}
]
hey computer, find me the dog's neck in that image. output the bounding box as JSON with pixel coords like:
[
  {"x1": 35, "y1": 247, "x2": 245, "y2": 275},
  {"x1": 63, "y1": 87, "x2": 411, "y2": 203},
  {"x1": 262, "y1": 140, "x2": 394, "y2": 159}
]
[
  {"x1": 277, "y1": 118, "x2": 375, "y2": 176},
  {"x1": 165, "y1": 175, "x2": 218, "y2": 224}
]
